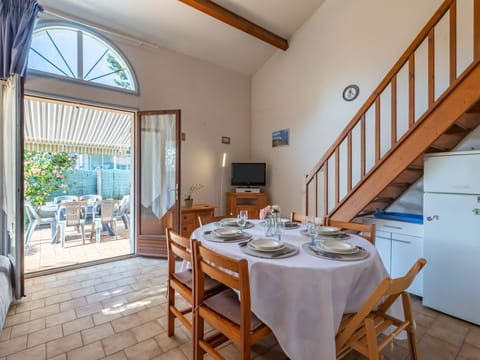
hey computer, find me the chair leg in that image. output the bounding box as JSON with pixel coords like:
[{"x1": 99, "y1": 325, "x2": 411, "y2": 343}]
[
  {"x1": 122, "y1": 215, "x2": 129, "y2": 229},
  {"x1": 80, "y1": 224, "x2": 85, "y2": 245},
  {"x1": 60, "y1": 223, "x2": 66, "y2": 248},
  {"x1": 194, "y1": 309, "x2": 205, "y2": 360},
  {"x1": 168, "y1": 284, "x2": 175, "y2": 337},
  {"x1": 402, "y1": 293, "x2": 420, "y2": 360},
  {"x1": 25, "y1": 222, "x2": 35, "y2": 247},
  {"x1": 365, "y1": 318, "x2": 380, "y2": 360}
]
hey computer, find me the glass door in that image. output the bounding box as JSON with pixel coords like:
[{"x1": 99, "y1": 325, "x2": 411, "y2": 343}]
[
  {"x1": 1, "y1": 75, "x2": 24, "y2": 298},
  {"x1": 136, "y1": 110, "x2": 181, "y2": 256}
]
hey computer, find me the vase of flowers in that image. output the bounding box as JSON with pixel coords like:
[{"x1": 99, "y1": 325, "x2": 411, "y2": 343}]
[
  {"x1": 184, "y1": 183, "x2": 204, "y2": 208},
  {"x1": 260, "y1": 205, "x2": 281, "y2": 236}
]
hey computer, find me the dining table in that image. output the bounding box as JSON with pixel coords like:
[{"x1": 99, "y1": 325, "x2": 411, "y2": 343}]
[{"x1": 191, "y1": 219, "x2": 397, "y2": 360}]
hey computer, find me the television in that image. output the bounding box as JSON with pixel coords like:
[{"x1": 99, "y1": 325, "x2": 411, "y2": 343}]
[{"x1": 231, "y1": 162, "x2": 266, "y2": 187}]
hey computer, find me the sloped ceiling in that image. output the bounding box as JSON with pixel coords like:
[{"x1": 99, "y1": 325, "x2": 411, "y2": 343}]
[{"x1": 37, "y1": 0, "x2": 326, "y2": 75}]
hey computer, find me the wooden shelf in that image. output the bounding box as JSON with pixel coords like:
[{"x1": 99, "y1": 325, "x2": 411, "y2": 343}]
[{"x1": 226, "y1": 192, "x2": 268, "y2": 219}]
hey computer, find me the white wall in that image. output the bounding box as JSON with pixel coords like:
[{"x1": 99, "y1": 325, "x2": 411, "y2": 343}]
[
  {"x1": 251, "y1": 0, "x2": 454, "y2": 215},
  {"x1": 26, "y1": 33, "x2": 251, "y2": 215}
]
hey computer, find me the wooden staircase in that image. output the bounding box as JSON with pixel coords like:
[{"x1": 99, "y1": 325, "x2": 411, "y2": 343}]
[{"x1": 305, "y1": 0, "x2": 480, "y2": 221}]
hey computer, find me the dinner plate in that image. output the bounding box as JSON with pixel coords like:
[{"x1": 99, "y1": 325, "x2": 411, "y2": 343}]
[
  {"x1": 316, "y1": 240, "x2": 359, "y2": 254},
  {"x1": 213, "y1": 228, "x2": 242, "y2": 238},
  {"x1": 248, "y1": 238, "x2": 285, "y2": 252},
  {"x1": 315, "y1": 226, "x2": 341, "y2": 235},
  {"x1": 220, "y1": 218, "x2": 241, "y2": 226},
  {"x1": 282, "y1": 221, "x2": 300, "y2": 229}
]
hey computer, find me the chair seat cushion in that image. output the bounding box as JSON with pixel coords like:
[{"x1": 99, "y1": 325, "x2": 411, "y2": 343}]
[
  {"x1": 172, "y1": 270, "x2": 224, "y2": 295},
  {"x1": 203, "y1": 288, "x2": 264, "y2": 332}
]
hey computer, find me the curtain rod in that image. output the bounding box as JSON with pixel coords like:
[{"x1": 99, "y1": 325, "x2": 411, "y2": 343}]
[{"x1": 40, "y1": 6, "x2": 160, "y2": 50}]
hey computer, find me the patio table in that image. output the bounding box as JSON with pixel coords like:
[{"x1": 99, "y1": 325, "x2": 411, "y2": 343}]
[{"x1": 192, "y1": 220, "x2": 395, "y2": 360}]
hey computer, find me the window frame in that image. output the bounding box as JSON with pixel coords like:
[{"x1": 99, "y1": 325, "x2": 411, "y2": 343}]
[{"x1": 28, "y1": 20, "x2": 139, "y2": 95}]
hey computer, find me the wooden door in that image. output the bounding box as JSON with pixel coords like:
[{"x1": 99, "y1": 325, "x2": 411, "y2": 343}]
[{"x1": 135, "y1": 110, "x2": 181, "y2": 257}]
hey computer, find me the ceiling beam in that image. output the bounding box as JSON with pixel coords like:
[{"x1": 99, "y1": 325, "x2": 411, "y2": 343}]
[{"x1": 178, "y1": 0, "x2": 289, "y2": 51}]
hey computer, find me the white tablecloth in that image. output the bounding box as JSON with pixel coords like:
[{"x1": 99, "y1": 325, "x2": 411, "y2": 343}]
[{"x1": 192, "y1": 221, "x2": 392, "y2": 360}]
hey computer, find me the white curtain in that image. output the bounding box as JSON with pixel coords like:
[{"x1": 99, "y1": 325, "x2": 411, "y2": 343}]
[
  {"x1": 1, "y1": 74, "x2": 20, "y2": 254},
  {"x1": 140, "y1": 114, "x2": 176, "y2": 218}
]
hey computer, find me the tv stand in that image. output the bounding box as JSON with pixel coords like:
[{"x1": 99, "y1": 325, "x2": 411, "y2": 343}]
[
  {"x1": 235, "y1": 187, "x2": 261, "y2": 193},
  {"x1": 226, "y1": 192, "x2": 268, "y2": 218}
]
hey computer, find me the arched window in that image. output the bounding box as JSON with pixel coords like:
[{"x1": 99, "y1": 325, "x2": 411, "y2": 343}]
[{"x1": 28, "y1": 21, "x2": 138, "y2": 93}]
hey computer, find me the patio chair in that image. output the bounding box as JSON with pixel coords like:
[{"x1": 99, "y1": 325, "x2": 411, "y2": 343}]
[
  {"x1": 91, "y1": 200, "x2": 118, "y2": 243},
  {"x1": 53, "y1": 195, "x2": 78, "y2": 204},
  {"x1": 24, "y1": 201, "x2": 56, "y2": 248},
  {"x1": 192, "y1": 239, "x2": 272, "y2": 359},
  {"x1": 115, "y1": 195, "x2": 130, "y2": 229},
  {"x1": 57, "y1": 201, "x2": 87, "y2": 247},
  {"x1": 335, "y1": 258, "x2": 426, "y2": 360}
]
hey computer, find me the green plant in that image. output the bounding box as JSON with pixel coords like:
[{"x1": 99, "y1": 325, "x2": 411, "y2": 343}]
[{"x1": 24, "y1": 151, "x2": 77, "y2": 207}]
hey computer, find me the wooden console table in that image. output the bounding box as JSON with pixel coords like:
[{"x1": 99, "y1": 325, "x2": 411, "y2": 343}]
[
  {"x1": 181, "y1": 204, "x2": 215, "y2": 237},
  {"x1": 226, "y1": 192, "x2": 268, "y2": 219}
]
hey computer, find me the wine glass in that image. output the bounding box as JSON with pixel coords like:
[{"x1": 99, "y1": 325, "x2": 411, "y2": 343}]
[
  {"x1": 306, "y1": 216, "x2": 317, "y2": 246},
  {"x1": 238, "y1": 210, "x2": 248, "y2": 233}
]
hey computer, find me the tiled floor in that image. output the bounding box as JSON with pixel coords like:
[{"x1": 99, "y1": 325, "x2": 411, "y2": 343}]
[
  {"x1": 25, "y1": 224, "x2": 132, "y2": 273},
  {"x1": 1, "y1": 257, "x2": 479, "y2": 360}
]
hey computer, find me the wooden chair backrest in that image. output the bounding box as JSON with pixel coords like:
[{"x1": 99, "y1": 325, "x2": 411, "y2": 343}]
[
  {"x1": 326, "y1": 219, "x2": 376, "y2": 244},
  {"x1": 192, "y1": 240, "x2": 252, "y2": 331},
  {"x1": 290, "y1": 212, "x2": 306, "y2": 223},
  {"x1": 335, "y1": 258, "x2": 427, "y2": 352},
  {"x1": 166, "y1": 228, "x2": 192, "y2": 276},
  {"x1": 198, "y1": 215, "x2": 227, "y2": 227}
]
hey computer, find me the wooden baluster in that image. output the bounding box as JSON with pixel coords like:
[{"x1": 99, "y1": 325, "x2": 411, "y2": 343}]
[
  {"x1": 323, "y1": 164, "x2": 328, "y2": 217},
  {"x1": 475, "y1": 0, "x2": 480, "y2": 59},
  {"x1": 375, "y1": 97, "x2": 381, "y2": 163},
  {"x1": 361, "y1": 114, "x2": 366, "y2": 178},
  {"x1": 391, "y1": 75, "x2": 397, "y2": 147},
  {"x1": 409, "y1": 54, "x2": 415, "y2": 128},
  {"x1": 314, "y1": 173, "x2": 318, "y2": 217},
  {"x1": 450, "y1": 0, "x2": 457, "y2": 84},
  {"x1": 347, "y1": 132, "x2": 352, "y2": 192},
  {"x1": 335, "y1": 148, "x2": 339, "y2": 205},
  {"x1": 428, "y1": 29, "x2": 435, "y2": 107}
]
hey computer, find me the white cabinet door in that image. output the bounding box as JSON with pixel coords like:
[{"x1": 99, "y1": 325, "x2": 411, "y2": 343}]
[
  {"x1": 391, "y1": 233, "x2": 423, "y2": 296},
  {"x1": 375, "y1": 231, "x2": 391, "y2": 275}
]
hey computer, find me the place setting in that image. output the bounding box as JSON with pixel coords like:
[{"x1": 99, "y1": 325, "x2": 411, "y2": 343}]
[
  {"x1": 302, "y1": 238, "x2": 369, "y2": 261},
  {"x1": 202, "y1": 226, "x2": 253, "y2": 243},
  {"x1": 238, "y1": 237, "x2": 299, "y2": 259},
  {"x1": 300, "y1": 224, "x2": 351, "y2": 240},
  {"x1": 216, "y1": 217, "x2": 255, "y2": 229}
]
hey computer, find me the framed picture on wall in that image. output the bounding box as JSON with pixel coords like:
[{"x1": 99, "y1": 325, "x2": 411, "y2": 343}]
[{"x1": 272, "y1": 128, "x2": 289, "y2": 147}]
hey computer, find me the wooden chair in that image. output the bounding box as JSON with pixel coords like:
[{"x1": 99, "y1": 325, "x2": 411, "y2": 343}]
[
  {"x1": 335, "y1": 258, "x2": 427, "y2": 360},
  {"x1": 166, "y1": 229, "x2": 225, "y2": 337},
  {"x1": 198, "y1": 215, "x2": 227, "y2": 227},
  {"x1": 192, "y1": 239, "x2": 272, "y2": 359},
  {"x1": 325, "y1": 218, "x2": 376, "y2": 245},
  {"x1": 290, "y1": 212, "x2": 307, "y2": 223}
]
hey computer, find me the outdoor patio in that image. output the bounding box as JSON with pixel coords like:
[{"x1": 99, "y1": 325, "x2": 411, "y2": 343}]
[{"x1": 24, "y1": 222, "x2": 132, "y2": 273}]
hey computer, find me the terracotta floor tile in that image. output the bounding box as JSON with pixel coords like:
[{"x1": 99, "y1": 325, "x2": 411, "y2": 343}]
[
  {"x1": 10, "y1": 318, "x2": 45, "y2": 338},
  {"x1": 92, "y1": 309, "x2": 122, "y2": 326},
  {"x1": 154, "y1": 327, "x2": 189, "y2": 353},
  {"x1": 104, "y1": 351, "x2": 128, "y2": 360},
  {"x1": 81, "y1": 323, "x2": 115, "y2": 345},
  {"x1": 111, "y1": 313, "x2": 143, "y2": 333},
  {"x1": 48, "y1": 353, "x2": 66, "y2": 360},
  {"x1": 27, "y1": 325, "x2": 62, "y2": 348},
  {"x1": 67, "y1": 341, "x2": 105, "y2": 360},
  {"x1": 46, "y1": 333, "x2": 83, "y2": 358},
  {"x1": 5, "y1": 343, "x2": 46, "y2": 360},
  {"x1": 457, "y1": 343, "x2": 480, "y2": 360},
  {"x1": 75, "y1": 302, "x2": 103, "y2": 318},
  {"x1": 59, "y1": 297, "x2": 87, "y2": 312},
  {"x1": 101, "y1": 330, "x2": 137, "y2": 355},
  {"x1": 151, "y1": 348, "x2": 187, "y2": 360},
  {"x1": 131, "y1": 321, "x2": 165, "y2": 342},
  {"x1": 62, "y1": 316, "x2": 94, "y2": 336},
  {"x1": 466, "y1": 326, "x2": 480, "y2": 349},
  {"x1": 124, "y1": 339, "x2": 162, "y2": 360},
  {"x1": 45, "y1": 292, "x2": 73, "y2": 306},
  {"x1": 45, "y1": 310, "x2": 76, "y2": 328},
  {"x1": 29, "y1": 304, "x2": 60, "y2": 321},
  {"x1": 14, "y1": 299, "x2": 45, "y2": 314},
  {"x1": 426, "y1": 314, "x2": 470, "y2": 347},
  {"x1": 4, "y1": 313, "x2": 30, "y2": 328},
  {"x1": 0, "y1": 327, "x2": 11, "y2": 342},
  {"x1": 0, "y1": 336, "x2": 27, "y2": 357},
  {"x1": 417, "y1": 334, "x2": 459, "y2": 360}
]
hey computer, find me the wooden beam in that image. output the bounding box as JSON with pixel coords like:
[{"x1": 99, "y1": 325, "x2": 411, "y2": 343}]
[{"x1": 178, "y1": 0, "x2": 289, "y2": 50}]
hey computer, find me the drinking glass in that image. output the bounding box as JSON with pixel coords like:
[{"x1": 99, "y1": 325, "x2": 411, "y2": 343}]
[
  {"x1": 238, "y1": 210, "x2": 248, "y2": 233},
  {"x1": 306, "y1": 216, "x2": 317, "y2": 246}
]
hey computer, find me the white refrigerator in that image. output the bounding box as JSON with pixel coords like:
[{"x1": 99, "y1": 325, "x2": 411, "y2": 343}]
[{"x1": 423, "y1": 150, "x2": 480, "y2": 325}]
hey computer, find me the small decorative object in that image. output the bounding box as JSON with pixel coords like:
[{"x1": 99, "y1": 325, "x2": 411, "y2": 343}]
[
  {"x1": 221, "y1": 136, "x2": 231, "y2": 144},
  {"x1": 260, "y1": 205, "x2": 281, "y2": 236},
  {"x1": 342, "y1": 84, "x2": 360, "y2": 101},
  {"x1": 272, "y1": 129, "x2": 289, "y2": 147},
  {"x1": 184, "y1": 183, "x2": 204, "y2": 208}
]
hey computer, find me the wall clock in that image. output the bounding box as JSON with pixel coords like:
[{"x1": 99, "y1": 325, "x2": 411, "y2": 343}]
[{"x1": 342, "y1": 84, "x2": 360, "y2": 101}]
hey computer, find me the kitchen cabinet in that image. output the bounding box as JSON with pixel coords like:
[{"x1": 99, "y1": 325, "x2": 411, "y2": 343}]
[{"x1": 363, "y1": 217, "x2": 424, "y2": 296}]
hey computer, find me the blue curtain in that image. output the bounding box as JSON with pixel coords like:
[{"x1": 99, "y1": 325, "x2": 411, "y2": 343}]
[{"x1": 0, "y1": 0, "x2": 43, "y2": 79}]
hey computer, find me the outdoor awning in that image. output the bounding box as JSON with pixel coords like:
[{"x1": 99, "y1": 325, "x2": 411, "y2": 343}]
[{"x1": 24, "y1": 97, "x2": 133, "y2": 156}]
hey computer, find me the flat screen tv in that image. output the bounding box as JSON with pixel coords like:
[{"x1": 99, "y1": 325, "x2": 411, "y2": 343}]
[{"x1": 231, "y1": 162, "x2": 266, "y2": 187}]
